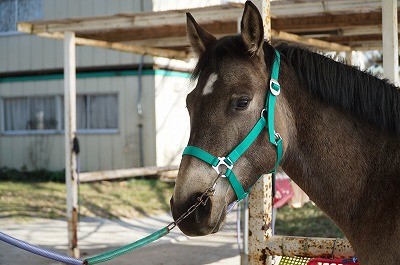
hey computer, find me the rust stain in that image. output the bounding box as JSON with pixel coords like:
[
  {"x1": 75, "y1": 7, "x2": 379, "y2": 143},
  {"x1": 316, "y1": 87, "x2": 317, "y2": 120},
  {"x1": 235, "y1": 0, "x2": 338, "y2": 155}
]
[{"x1": 261, "y1": 248, "x2": 268, "y2": 264}]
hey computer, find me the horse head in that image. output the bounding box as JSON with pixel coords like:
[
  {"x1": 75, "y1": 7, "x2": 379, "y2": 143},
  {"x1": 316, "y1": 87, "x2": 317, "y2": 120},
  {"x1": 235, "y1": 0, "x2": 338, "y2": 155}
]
[{"x1": 171, "y1": 1, "x2": 292, "y2": 236}]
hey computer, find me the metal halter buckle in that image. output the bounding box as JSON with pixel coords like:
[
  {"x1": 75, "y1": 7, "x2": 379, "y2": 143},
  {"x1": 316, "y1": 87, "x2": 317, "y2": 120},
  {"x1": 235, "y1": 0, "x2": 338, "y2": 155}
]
[
  {"x1": 270, "y1": 78, "x2": 281, "y2": 96},
  {"x1": 274, "y1": 132, "x2": 282, "y2": 142},
  {"x1": 212, "y1": 157, "x2": 233, "y2": 177}
]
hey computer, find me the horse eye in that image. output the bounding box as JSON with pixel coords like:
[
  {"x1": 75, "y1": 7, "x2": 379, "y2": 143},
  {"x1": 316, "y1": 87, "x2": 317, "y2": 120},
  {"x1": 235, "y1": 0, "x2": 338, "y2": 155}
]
[{"x1": 235, "y1": 97, "x2": 251, "y2": 110}]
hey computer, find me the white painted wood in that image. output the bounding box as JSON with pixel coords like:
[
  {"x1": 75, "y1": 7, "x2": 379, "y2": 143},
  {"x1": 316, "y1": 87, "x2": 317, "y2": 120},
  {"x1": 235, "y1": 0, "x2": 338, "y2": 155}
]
[
  {"x1": 64, "y1": 31, "x2": 79, "y2": 258},
  {"x1": 346, "y1": 51, "x2": 353, "y2": 65},
  {"x1": 382, "y1": 0, "x2": 399, "y2": 85}
]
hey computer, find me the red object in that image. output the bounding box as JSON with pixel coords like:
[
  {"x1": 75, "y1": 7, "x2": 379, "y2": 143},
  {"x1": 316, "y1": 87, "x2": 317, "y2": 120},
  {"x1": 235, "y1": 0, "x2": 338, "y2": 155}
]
[
  {"x1": 307, "y1": 258, "x2": 359, "y2": 265},
  {"x1": 273, "y1": 178, "x2": 294, "y2": 208}
]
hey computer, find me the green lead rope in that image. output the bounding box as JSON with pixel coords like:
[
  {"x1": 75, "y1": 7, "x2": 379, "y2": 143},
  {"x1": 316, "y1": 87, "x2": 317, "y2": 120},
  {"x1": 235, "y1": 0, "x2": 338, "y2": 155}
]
[{"x1": 84, "y1": 227, "x2": 168, "y2": 265}]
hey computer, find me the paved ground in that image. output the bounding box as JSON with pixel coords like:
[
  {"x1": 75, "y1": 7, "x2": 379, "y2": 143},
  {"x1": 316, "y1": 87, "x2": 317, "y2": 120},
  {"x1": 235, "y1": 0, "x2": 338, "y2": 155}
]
[{"x1": 0, "y1": 211, "x2": 241, "y2": 265}]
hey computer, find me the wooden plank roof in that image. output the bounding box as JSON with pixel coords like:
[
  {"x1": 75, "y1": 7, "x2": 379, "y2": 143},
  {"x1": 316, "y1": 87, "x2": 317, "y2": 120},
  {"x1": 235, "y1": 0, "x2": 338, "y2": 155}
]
[{"x1": 18, "y1": 0, "x2": 400, "y2": 60}]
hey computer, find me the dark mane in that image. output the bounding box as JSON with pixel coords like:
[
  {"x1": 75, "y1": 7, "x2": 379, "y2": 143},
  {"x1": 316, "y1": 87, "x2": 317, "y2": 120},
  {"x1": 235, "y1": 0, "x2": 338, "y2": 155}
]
[{"x1": 276, "y1": 42, "x2": 400, "y2": 135}]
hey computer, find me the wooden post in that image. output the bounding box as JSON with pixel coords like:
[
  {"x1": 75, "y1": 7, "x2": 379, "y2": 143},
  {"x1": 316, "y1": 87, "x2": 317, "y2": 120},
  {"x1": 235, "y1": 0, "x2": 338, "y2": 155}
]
[
  {"x1": 248, "y1": 2, "x2": 272, "y2": 264},
  {"x1": 64, "y1": 31, "x2": 79, "y2": 258},
  {"x1": 345, "y1": 51, "x2": 353, "y2": 66},
  {"x1": 382, "y1": 0, "x2": 399, "y2": 86}
]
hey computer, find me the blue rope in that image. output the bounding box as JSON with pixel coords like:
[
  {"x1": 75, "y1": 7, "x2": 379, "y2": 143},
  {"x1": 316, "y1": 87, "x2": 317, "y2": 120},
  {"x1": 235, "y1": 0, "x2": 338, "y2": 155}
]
[{"x1": 0, "y1": 231, "x2": 83, "y2": 265}]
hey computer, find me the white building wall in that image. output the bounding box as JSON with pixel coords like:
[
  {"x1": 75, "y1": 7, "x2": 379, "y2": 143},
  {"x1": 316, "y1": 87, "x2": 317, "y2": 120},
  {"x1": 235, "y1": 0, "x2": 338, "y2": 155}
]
[
  {"x1": 0, "y1": 74, "x2": 156, "y2": 171},
  {"x1": 0, "y1": 0, "x2": 159, "y2": 172},
  {"x1": 155, "y1": 71, "x2": 192, "y2": 166}
]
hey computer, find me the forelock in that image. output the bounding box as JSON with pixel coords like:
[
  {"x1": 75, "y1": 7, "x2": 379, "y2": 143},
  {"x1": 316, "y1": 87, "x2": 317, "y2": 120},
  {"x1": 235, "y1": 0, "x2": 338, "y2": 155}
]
[{"x1": 190, "y1": 35, "x2": 249, "y2": 81}]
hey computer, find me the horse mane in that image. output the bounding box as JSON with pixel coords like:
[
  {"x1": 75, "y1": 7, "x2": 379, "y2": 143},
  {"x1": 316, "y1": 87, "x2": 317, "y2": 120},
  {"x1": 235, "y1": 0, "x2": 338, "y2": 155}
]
[
  {"x1": 190, "y1": 35, "x2": 400, "y2": 135},
  {"x1": 276, "y1": 42, "x2": 400, "y2": 135}
]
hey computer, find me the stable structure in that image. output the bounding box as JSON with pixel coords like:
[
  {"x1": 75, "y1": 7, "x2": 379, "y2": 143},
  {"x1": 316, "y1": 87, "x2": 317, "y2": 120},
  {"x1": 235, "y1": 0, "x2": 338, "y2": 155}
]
[{"x1": 5, "y1": 0, "x2": 399, "y2": 262}]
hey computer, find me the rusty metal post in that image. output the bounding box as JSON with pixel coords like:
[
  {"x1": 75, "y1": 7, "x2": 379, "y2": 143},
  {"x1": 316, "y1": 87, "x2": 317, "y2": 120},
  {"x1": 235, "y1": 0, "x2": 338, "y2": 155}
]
[
  {"x1": 248, "y1": 1, "x2": 272, "y2": 265},
  {"x1": 248, "y1": 174, "x2": 273, "y2": 265},
  {"x1": 64, "y1": 31, "x2": 80, "y2": 258}
]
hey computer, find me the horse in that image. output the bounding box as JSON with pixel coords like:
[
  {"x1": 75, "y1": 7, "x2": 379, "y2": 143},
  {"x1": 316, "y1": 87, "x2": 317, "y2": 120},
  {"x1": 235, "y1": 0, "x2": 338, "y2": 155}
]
[{"x1": 170, "y1": 1, "x2": 400, "y2": 264}]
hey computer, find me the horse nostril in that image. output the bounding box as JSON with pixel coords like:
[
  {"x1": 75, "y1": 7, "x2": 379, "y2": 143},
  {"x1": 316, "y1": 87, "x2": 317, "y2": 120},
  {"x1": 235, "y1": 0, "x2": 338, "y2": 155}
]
[{"x1": 190, "y1": 193, "x2": 212, "y2": 223}]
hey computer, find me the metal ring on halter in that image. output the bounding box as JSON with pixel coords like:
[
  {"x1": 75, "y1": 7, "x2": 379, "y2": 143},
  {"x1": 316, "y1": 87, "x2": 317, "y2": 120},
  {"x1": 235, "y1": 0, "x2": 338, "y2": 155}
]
[
  {"x1": 260, "y1": 108, "x2": 266, "y2": 118},
  {"x1": 270, "y1": 78, "x2": 281, "y2": 96},
  {"x1": 212, "y1": 157, "x2": 233, "y2": 177}
]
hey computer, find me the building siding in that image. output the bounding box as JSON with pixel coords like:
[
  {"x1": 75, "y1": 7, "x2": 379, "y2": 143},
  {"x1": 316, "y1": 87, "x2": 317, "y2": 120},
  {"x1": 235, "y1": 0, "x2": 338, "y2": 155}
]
[
  {"x1": 0, "y1": 0, "x2": 153, "y2": 73},
  {"x1": 0, "y1": 0, "x2": 199, "y2": 172},
  {"x1": 0, "y1": 73, "x2": 156, "y2": 172}
]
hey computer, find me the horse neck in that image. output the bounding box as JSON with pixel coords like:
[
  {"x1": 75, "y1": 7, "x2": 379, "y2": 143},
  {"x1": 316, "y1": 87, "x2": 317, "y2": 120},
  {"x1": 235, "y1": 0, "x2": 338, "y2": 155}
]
[{"x1": 279, "y1": 68, "x2": 400, "y2": 248}]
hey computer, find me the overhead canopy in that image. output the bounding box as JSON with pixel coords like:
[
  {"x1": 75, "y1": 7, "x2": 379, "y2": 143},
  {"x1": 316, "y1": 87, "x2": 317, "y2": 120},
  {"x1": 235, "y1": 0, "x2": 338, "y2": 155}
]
[{"x1": 18, "y1": 0, "x2": 399, "y2": 60}]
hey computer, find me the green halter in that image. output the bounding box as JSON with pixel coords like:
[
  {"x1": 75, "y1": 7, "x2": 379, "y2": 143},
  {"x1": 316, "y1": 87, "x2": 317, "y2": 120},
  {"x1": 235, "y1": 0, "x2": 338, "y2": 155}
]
[{"x1": 182, "y1": 49, "x2": 283, "y2": 201}]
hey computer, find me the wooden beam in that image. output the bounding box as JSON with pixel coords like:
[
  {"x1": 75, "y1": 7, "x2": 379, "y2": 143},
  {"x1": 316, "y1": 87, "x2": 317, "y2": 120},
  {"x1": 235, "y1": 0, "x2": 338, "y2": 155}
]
[
  {"x1": 272, "y1": 30, "x2": 352, "y2": 52},
  {"x1": 79, "y1": 165, "x2": 179, "y2": 183},
  {"x1": 17, "y1": 6, "x2": 242, "y2": 34},
  {"x1": 272, "y1": 12, "x2": 391, "y2": 33},
  {"x1": 76, "y1": 21, "x2": 238, "y2": 42},
  {"x1": 271, "y1": 0, "x2": 384, "y2": 17},
  {"x1": 26, "y1": 31, "x2": 189, "y2": 60}
]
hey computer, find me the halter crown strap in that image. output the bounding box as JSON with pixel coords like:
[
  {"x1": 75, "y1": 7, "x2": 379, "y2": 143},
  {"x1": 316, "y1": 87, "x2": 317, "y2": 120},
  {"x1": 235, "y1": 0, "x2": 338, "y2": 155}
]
[{"x1": 183, "y1": 49, "x2": 283, "y2": 201}]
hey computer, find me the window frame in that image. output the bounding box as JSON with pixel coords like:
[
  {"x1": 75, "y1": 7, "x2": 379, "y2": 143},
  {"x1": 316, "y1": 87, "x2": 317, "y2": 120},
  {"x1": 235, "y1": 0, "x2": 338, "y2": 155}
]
[
  {"x1": 1, "y1": 93, "x2": 119, "y2": 135},
  {"x1": 74, "y1": 93, "x2": 119, "y2": 134},
  {"x1": 1, "y1": 95, "x2": 59, "y2": 134}
]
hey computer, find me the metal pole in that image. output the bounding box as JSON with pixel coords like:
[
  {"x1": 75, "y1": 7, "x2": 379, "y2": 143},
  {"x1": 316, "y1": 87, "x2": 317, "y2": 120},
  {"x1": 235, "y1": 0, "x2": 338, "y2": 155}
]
[
  {"x1": 248, "y1": 1, "x2": 272, "y2": 265},
  {"x1": 64, "y1": 31, "x2": 79, "y2": 258},
  {"x1": 382, "y1": 0, "x2": 399, "y2": 86}
]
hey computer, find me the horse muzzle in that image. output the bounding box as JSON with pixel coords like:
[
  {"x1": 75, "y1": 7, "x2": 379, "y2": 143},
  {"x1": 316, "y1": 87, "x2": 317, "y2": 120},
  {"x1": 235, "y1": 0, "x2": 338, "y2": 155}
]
[{"x1": 170, "y1": 194, "x2": 226, "y2": 236}]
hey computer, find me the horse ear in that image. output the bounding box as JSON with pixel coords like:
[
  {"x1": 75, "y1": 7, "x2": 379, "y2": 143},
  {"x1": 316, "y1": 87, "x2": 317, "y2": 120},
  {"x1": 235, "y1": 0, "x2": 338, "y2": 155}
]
[
  {"x1": 241, "y1": 1, "x2": 264, "y2": 55},
  {"x1": 186, "y1": 13, "x2": 216, "y2": 57}
]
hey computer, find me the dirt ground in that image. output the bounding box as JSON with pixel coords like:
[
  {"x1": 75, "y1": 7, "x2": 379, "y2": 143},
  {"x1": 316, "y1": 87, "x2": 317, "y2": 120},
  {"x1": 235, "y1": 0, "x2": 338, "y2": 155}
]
[{"x1": 0, "y1": 213, "x2": 241, "y2": 265}]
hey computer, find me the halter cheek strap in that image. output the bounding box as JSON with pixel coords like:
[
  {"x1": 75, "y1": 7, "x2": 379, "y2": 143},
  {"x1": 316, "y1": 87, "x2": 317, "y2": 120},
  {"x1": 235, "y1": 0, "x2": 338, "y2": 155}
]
[{"x1": 183, "y1": 49, "x2": 283, "y2": 202}]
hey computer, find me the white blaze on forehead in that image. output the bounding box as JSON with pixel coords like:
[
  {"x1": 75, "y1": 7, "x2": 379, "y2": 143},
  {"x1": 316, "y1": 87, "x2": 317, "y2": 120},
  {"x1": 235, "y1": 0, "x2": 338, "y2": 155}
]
[{"x1": 202, "y1": 73, "x2": 217, "y2": 95}]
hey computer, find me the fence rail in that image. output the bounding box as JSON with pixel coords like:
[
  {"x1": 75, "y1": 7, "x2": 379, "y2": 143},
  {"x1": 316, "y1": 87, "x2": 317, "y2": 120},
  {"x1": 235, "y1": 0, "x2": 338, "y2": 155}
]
[{"x1": 79, "y1": 165, "x2": 179, "y2": 182}]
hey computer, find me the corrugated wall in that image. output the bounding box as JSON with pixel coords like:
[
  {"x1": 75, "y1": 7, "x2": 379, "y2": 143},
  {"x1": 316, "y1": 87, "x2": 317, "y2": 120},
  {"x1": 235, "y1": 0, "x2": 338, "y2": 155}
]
[
  {"x1": 0, "y1": 0, "x2": 159, "y2": 172},
  {"x1": 0, "y1": 74, "x2": 156, "y2": 172},
  {"x1": 0, "y1": 0, "x2": 153, "y2": 72}
]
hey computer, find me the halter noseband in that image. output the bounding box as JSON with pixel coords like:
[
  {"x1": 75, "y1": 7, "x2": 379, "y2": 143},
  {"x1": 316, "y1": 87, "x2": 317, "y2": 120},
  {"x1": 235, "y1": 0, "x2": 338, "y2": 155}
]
[{"x1": 182, "y1": 49, "x2": 283, "y2": 202}]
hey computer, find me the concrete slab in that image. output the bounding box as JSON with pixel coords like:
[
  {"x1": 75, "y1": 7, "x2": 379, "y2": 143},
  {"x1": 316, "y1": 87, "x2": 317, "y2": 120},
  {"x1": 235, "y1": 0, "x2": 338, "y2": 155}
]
[{"x1": 0, "y1": 211, "x2": 241, "y2": 265}]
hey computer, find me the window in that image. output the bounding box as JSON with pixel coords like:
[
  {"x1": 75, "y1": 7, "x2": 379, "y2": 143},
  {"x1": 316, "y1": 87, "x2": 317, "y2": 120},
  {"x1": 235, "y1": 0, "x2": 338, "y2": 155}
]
[
  {"x1": 0, "y1": 0, "x2": 43, "y2": 34},
  {"x1": 2, "y1": 94, "x2": 118, "y2": 134},
  {"x1": 3, "y1": 96, "x2": 57, "y2": 132},
  {"x1": 76, "y1": 94, "x2": 118, "y2": 131}
]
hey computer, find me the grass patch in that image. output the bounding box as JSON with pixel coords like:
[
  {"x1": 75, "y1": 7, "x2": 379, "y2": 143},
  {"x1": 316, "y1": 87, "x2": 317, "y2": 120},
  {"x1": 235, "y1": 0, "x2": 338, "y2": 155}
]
[
  {"x1": 0, "y1": 179, "x2": 174, "y2": 221},
  {"x1": 275, "y1": 203, "x2": 344, "y2": 238},
  {"x1": 0, "y1": 180, "x2": 344, "y2": 238}
]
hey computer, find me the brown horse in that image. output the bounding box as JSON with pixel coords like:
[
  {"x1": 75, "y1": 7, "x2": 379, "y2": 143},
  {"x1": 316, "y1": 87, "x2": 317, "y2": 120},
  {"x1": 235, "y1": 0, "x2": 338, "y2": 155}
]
[{"x1": 170, "y1": 1, "x2": 400, "y2": 264}]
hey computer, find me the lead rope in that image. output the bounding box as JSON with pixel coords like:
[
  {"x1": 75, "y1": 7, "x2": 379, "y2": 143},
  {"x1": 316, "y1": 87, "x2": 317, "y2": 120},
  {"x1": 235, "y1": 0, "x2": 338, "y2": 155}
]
[{"x1": 0, "y1": 173, "x2": 224, "y2": 265}]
